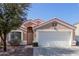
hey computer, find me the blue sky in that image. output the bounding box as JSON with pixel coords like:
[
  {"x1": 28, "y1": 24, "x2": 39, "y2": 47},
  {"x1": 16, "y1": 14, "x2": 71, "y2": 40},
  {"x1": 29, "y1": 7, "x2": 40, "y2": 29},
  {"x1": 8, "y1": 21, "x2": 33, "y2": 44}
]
[{"x1": 27, "y1": 3, "x2": 79, "y2": 25}]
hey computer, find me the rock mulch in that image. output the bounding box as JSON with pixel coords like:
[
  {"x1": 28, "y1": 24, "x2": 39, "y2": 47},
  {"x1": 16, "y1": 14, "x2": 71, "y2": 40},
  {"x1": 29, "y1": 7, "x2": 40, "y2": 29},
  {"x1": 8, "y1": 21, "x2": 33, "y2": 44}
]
[{"x1": 0, "y1": 46, "x2": 33, "y2": 56}]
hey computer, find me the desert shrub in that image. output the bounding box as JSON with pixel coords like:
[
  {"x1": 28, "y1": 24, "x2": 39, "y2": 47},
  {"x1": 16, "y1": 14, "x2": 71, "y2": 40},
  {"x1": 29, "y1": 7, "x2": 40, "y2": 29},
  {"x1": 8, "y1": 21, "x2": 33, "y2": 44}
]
[{"x1": 9, "y1": 39, "x2": 21, "y2": 46}]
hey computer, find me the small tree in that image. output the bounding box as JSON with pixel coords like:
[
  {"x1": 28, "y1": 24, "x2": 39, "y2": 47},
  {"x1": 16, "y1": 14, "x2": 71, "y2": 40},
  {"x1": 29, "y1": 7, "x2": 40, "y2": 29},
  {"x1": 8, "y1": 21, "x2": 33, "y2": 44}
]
[{"x1": 0, "y1": 3, "x2": 30, "y2": 52}]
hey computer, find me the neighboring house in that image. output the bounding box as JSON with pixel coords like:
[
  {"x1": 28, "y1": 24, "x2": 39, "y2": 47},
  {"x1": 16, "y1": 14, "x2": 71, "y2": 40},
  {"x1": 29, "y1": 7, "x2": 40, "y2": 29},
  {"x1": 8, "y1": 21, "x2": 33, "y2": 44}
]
[
  {"x1": 74, "y1": 23, "x2": 79, "y2": 43},
  {"x1": 3, "y1": 18, "x2": 76, "y2": 47}
]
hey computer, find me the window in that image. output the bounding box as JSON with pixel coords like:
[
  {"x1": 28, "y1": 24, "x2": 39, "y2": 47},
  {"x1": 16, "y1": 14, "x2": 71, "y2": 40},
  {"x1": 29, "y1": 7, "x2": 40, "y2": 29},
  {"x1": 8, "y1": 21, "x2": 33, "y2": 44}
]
[
  {"x1": 9, "y1": 30, "x2": 23, "y2": 45},
  {"x1": 11, "y1": 32, "x2": 21, "y2": 41}
]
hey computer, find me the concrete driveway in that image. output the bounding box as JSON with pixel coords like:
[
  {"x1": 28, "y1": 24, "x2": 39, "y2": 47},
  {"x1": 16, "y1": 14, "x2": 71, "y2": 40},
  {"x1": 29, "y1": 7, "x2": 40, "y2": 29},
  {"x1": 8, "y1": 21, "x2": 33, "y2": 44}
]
[{"x1": 33, "y1": 46, "x2": 79, "y2": 56}]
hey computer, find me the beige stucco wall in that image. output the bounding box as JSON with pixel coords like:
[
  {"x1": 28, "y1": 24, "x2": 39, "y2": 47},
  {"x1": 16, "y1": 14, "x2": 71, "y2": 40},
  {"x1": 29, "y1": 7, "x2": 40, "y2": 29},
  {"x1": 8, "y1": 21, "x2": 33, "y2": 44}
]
[{"x1": 34, "y1": 22, "x2": 73, "y2": 32}]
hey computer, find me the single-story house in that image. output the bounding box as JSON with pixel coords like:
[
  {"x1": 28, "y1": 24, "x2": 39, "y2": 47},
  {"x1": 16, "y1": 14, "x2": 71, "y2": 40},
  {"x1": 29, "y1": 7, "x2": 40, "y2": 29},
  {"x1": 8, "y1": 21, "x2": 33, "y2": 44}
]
[{"x1": 2, "y1": 18, "x2": 76, "y2": 48}]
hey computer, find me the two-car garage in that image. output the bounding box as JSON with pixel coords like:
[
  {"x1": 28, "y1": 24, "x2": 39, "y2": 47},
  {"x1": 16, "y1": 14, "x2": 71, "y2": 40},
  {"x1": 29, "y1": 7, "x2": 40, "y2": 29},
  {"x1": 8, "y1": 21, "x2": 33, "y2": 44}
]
[
  {"x1": 36, "y1": 30, "x2": 72, "y2": 48},
  {"x1": 34, "y1": 18, "x2": 76, "y2": 48}
]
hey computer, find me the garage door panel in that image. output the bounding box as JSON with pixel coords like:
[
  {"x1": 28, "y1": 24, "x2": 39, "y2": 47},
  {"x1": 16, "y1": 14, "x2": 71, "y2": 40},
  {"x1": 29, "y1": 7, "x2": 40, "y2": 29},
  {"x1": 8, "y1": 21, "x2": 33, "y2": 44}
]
[
  {"x1": 37, "y1": 31, "x2": 72, "y2": 47},
  {"x1": 38, "y1": 31, "x2": 71, "y2": 41},
  {"x1": 39, "y1": 41, "x2": 70, "y2": 47}
]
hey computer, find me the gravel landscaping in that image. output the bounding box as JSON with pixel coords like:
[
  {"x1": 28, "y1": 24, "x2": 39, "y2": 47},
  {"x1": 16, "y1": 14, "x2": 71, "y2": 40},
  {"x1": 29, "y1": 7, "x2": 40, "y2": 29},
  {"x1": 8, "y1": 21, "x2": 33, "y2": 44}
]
[{"x1": 0, "y1": 46, "x2": 33, "y2": 56}]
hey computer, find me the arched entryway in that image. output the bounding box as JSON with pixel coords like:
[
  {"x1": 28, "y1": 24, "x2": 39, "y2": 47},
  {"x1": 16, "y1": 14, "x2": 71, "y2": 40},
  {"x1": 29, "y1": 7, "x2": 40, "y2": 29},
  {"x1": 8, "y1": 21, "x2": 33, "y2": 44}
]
[{"x1": 27, "y1": 27, "x2": 34, "y2": 45}]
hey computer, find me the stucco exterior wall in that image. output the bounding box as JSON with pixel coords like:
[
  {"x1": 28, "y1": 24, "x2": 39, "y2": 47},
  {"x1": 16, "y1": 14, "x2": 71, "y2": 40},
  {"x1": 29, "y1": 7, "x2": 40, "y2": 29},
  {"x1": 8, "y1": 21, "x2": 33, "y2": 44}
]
[
  {"x1": 34, "y1": 22, "x2": 75, "y2": 46},
  {"x1": 74, "y1": 24, "x2": 79, "y2": 41}
]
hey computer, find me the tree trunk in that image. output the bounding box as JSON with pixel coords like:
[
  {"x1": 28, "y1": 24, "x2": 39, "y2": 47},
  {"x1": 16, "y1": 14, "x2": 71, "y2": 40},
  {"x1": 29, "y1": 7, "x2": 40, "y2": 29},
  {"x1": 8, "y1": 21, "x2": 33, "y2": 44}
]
[
  {"x1": 3, "y1": 34, "x2": 7, "y2": 52},
  {"x1": 3, "y1": 40, "x2": 6, "y2": 52}
]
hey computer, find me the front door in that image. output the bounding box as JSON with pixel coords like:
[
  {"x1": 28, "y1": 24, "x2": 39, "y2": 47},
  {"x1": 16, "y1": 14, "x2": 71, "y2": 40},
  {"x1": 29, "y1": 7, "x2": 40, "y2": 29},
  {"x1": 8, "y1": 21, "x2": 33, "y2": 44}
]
[{"x1": 27, "y1": 27, "x2": 34, "y2": 45}]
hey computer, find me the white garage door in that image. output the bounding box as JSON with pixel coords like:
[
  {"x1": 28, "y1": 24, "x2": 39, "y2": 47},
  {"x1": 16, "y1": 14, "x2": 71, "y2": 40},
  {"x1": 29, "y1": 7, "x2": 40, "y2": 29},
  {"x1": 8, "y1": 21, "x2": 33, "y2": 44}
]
[{"x1": 36, "y1": 30, "x2": 72, "y2": 48}]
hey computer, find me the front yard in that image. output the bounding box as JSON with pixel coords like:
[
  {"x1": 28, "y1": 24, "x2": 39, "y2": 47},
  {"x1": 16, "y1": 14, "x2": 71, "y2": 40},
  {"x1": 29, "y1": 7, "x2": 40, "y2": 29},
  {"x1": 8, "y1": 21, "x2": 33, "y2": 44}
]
[
  {"x1": 0, "y1": 46, "x2": 33, "y2": 56},
  {"x1": 0, "y1": 46, "x2": 79, "y2": 56}
]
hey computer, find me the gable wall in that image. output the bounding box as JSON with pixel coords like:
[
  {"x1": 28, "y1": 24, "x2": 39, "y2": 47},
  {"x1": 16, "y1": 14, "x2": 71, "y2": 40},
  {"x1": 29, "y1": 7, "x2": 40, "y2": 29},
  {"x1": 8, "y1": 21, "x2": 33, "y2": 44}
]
[{"x1": 34, "y1": 22, "x2": 73, "y2": 31}]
